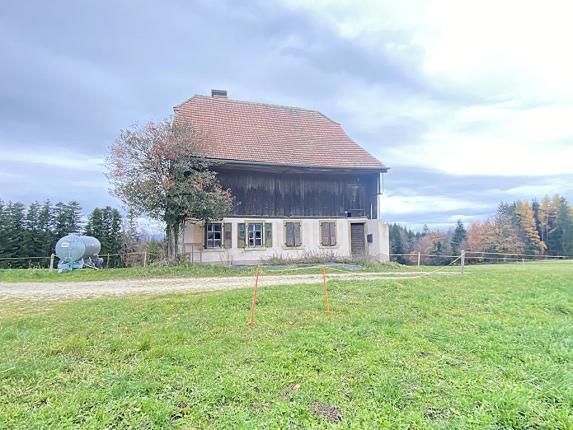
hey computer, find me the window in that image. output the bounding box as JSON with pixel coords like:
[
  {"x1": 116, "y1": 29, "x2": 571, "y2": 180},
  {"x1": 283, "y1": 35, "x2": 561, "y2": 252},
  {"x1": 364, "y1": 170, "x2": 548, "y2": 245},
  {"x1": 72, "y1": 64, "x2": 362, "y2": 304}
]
[
  {"x1": 238, "y1": 222, "x2": 272, "y2": 248},
  {"x1": 205, "y1": 223, "x2": 222, "y2": 248},
  {"x1": 320, "y1": 221, "x2": 337, "y2": 247},
  {"x1": 248, "y1": 223, "x2": 263, "y2": 247},
  {"x1": 284, "y1": 221, "x2": 302, "y2": 247}
]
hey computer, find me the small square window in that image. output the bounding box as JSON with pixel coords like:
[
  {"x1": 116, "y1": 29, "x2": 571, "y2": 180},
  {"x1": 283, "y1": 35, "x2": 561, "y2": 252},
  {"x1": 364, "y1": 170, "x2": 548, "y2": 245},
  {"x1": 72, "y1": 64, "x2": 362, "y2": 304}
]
[{"x1": 206, "y1": 223, "x2": 222, "y2": 248}]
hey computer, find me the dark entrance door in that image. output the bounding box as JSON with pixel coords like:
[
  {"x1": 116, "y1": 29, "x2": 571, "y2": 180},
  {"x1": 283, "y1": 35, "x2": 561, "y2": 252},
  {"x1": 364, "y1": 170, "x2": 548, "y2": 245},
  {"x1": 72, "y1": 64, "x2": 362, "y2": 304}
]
[{"x1": 350, "y1": 223, "x2": 365, "y2": 258}]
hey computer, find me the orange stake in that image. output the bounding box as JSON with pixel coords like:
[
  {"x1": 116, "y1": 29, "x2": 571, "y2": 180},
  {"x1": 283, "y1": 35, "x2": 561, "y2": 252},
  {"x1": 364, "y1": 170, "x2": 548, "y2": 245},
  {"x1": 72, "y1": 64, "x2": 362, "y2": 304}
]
[
  {"x1": 321, "y1": 267, "x2": 331, "y2": 316},
  {"x1": 248, "y1": 267, "x2": 260, "y2": 326}
]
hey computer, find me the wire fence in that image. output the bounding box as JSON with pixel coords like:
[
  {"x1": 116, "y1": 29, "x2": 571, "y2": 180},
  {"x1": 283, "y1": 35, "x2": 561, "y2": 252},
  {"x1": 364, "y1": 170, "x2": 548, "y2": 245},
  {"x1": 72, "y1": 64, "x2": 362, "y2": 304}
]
[
  {"x1": 1, "y1": 248, "x2": 571, "y2": 271},
  {"x1": 0, "y1": 251, "x2": 166, "y2": 270}
]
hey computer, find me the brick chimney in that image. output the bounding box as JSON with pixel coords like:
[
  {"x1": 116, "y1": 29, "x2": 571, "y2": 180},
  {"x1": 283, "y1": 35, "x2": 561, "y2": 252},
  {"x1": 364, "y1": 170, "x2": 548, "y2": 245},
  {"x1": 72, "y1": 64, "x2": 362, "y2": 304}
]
[{"x1": 211, "y1": 89, "x2": 227, "y2": 98}]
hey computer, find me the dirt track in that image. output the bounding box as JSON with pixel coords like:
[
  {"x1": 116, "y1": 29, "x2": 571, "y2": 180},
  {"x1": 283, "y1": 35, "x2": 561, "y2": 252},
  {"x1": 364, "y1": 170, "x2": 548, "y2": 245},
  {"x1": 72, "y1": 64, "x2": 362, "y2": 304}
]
[{"x1": 0, "y1": 271, "x2": 457, "y2": 302}]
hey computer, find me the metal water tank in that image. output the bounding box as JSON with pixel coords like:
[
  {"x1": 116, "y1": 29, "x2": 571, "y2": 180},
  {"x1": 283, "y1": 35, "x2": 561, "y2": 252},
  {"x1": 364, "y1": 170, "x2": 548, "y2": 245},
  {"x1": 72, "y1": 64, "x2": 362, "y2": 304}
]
[{"x1": 55, "y1": 234, "x2": 101, "y2": 263}]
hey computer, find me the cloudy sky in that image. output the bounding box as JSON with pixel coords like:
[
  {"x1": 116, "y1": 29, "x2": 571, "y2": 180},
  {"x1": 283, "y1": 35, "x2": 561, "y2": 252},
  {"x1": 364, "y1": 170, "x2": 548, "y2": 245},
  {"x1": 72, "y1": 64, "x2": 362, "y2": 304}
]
[{"x1": 1, "y1": 0, "x2": 572, "y2": 230}]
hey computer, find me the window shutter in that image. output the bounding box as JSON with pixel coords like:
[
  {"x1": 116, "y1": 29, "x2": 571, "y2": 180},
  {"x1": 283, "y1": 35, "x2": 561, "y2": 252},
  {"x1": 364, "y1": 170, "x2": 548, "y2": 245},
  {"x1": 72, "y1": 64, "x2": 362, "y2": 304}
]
[
  {"x1": 329, "y1": 222, "x2": 337, "y2": 246},
  {"x1": 238, "y1": 223, "x2": 245, "y2": 248},
  {"x1": 224, "y1": 223, "x2": 232, "y2": 249},
  {"x1": 204, "y1": 223, "x2": 208, "y2": 249},
  {"x1": 264, "y1": 223, "x2": 272, "y2": 247},
  {"x1": 285, "y1": 222, "x2": 294, "y2": 247},
  {"x1": 320, "y1": 222, "x2": 329, "y2": 246},
  {"x1": 294, "y1": 222, "x2": 302, "y2": 247}
]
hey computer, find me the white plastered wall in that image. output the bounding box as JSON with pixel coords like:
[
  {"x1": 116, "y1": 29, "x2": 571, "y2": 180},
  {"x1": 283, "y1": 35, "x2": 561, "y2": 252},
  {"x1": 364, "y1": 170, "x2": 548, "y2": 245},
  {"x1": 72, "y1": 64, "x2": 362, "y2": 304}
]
[{"x1": 183, "y1": 217, "x2": 389, "y2": 265}]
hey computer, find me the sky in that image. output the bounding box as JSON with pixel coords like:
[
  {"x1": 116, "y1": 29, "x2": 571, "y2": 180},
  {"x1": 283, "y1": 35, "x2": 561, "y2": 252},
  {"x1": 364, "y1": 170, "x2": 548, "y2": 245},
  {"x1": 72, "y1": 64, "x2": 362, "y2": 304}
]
[{"x1": 1, "y1": 0, "x2": 572, "y2": 231}]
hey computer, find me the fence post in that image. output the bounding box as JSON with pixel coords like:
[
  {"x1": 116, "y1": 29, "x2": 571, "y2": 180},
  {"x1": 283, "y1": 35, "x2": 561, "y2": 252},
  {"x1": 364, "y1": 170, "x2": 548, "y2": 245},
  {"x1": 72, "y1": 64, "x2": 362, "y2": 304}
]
[
  {"x1": 320, "y1": 267, "x2": 331, "y2": 316},
  {"x1": 106, "y1": 254, "x2": 110, "y2": 269},
  {"x1": 417, "y1": 252, "x2": 421, "y2": 267},
  {"x1": 461, "y1": 250, "x2": 465, "y2": 275},
  {"x1": 143, "y1": 251, "x2": 148, "y2": 267},
  {"x1": 49, "y1": 253, "x2": 55, "y2": 271},
  {"x1": 248, "y1": 267, "x2": 261, "y2": 327}
]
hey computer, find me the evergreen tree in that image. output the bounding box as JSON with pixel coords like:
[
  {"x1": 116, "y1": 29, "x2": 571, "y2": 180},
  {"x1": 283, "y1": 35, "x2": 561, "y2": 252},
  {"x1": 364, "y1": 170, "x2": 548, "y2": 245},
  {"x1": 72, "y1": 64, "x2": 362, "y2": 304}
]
[
  {"x1": 3, "y1": 202, "x2": 26, "y2": 265},
  {"x1": 37, "y1": 200, "x2": 55, "y2": 256},
  {"x1": 547, "y1": 196, "x2": 573, "y2": 255},
  {"x1": 450, "y1": 219, "x2": 467, "y2": 256},
  {"x1": 83, "y1": 208, "x2": 105, "y2": 239},
  {"x1": 53, "y1": 201, "x2": 83, "y2": 238},
  {"x1": 22, "y1": 201, "x2": 41, "y2": 258},
  {"x1": 66, "y1": 201, "x2": 83, "y2": 233},
  {"x1": 0, "y1": 199, "x2": 7, "y2": 257},
  {"x1": 53, "y1": 202, "x2": 68, "y2": 238}
]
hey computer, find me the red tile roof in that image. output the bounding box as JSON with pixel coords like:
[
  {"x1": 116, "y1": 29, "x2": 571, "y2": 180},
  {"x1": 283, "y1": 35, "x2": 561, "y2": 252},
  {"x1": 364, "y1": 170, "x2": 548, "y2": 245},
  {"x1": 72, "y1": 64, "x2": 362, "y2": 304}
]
[{"x1": 173, "y1": 95, "x2": 386, "y2": 170}]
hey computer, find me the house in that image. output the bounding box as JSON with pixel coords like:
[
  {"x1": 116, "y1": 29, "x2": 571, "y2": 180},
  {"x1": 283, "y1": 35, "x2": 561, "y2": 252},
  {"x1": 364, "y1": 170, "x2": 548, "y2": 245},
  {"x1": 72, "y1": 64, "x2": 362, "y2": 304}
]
[{"x1": 174, "y1": 90, "x2": 390, "y2": 264}]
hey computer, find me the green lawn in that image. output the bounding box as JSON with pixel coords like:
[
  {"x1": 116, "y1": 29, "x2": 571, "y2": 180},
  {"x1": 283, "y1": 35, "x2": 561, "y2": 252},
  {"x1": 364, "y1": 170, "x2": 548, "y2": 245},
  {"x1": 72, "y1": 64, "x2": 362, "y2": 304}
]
[
  {"x1": 0, "y1": 261, "x2": 418, "y2": 283},
  {"x1": 1, "y1": 263, "x2": 572, "y2": 429}
]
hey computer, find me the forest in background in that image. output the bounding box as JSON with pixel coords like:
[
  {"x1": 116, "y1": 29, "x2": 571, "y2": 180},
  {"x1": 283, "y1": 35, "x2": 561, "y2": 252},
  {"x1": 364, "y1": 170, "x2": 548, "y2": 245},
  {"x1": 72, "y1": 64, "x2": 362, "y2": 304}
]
[
  {"x1": 1, "y1": 194, "x2": 572, "y2": 268},
  {"x1": 0, "y1": 200, "x2": 164, "y2": 268},
  {"x1": 390, "y1": 194, "x2": 573, "y2": 264}
]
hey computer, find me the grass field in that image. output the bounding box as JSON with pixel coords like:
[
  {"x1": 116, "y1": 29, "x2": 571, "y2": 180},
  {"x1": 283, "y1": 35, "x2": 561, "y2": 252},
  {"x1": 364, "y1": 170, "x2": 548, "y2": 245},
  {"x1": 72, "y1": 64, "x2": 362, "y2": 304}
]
[
  {"x1": 0, "y1": 261, "x2": 418, "y2": 283},
  {"x1": 1, "y1": 263, "x2": 572, "y2": 429}
]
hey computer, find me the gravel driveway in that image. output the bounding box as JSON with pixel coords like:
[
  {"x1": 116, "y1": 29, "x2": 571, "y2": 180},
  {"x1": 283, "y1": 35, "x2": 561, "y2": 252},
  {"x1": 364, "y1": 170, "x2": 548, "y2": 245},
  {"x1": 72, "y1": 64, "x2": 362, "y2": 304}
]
[{"x1": 0, "y1": 271, "x2": 457, "y2": 302}]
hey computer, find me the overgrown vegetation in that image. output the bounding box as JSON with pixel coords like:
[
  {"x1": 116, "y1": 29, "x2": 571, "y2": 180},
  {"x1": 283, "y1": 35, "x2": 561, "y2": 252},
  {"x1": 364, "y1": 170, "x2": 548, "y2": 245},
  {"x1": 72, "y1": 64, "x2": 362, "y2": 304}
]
[{"x1": 0, "y1": 263, "x2": 571, "y2": 428}]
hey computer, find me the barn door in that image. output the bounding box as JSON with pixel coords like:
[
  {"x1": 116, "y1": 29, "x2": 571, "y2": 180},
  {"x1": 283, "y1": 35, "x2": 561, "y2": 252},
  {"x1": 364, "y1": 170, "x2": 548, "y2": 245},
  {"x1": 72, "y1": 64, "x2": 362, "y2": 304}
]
[{"x1": 350, "y1": 223, "x2": 365, "y2": 258}]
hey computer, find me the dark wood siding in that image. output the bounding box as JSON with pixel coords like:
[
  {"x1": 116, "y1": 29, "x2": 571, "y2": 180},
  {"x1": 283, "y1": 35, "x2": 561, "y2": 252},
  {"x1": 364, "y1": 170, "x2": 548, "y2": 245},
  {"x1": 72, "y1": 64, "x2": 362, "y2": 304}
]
[{"x1": 216, "y1": 167, "x2": 379, "y2": 218}]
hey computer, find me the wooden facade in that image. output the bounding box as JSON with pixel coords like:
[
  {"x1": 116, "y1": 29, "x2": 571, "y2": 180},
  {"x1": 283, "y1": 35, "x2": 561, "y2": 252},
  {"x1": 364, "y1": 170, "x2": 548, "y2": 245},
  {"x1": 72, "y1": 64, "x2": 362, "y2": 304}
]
[{"x1": 215, "y1": 163, "x2": 381, "y2": 219}]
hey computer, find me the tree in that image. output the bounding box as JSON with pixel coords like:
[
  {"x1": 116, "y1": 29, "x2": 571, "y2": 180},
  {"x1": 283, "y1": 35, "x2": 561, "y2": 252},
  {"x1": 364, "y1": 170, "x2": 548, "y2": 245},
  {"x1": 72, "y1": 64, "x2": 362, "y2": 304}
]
[
  {"x1": 467, "y1": 221, "x2": 497, "y2": 260},
  {"x1": 515, "y1": 200, "x2": 545, "y2": 254},
  {"x1": 450, "y1": 219, "x2": 467, "y2": 256},
  {"x1": 22, "y1": 201, "x2": 41, "y2": 258},
  {"x1": 106, "y1": 120, "x2": 234, "y2": 260},
  {"x1": 84, "y1": 208, "x2": 105, "y2": 239},
  {"x1": 2, "y1": 202, "x2": 26, "y2": 265},
  {"x1": 37, "y1": 200, "x2": 55, "y2": 256},
  {"x1": 494, "y1": 202, "x2": 525, "y2": 254}
]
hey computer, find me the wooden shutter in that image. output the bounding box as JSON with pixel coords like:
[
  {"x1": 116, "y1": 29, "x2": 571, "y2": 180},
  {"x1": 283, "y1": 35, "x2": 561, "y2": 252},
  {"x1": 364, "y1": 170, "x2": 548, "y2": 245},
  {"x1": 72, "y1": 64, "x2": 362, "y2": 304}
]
[
  {"x1": 321, "y1": 222, "x2": 337, "y2": 246},
  {"x1": 328, "y1": 222, "x2": 336, "y2": 246},
  {"x1": 264, "y1": 223, "x2": 272, "y2": 247},
  {"x1": 238, "y1": 223, "x2": 245, "y2": 248},
  {"x1": 294, "y1": 222, "x2": 301, "y2": 247},
  {"x1": 320, "y1": 222, "x2": 329, "y2": 246},
  {"x1": 224, "y1": 223, "x2": 232, "y2": 249},
  {"x1": 203, "y1": 223, "x2": 208, "y2": 249},
  {"x1": 285, "y1": 222, "x2": 294, "y2": 247}
]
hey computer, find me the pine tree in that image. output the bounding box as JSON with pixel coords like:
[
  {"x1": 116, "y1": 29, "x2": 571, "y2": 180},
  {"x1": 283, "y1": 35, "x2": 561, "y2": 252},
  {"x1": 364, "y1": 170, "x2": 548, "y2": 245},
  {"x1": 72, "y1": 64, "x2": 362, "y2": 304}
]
[
  {"x1": 0, "y1": 199, "x2": 7, "y2": 258},
  {"x1": 22, "y1": 201, "x2": 41, "y2": 258},
  {"x1": 83, "y1": 208, "x2": 105, "y2": 239},
  {"x1": 450, "y1": 219, "x2": 467, "y2": 256},
  {"x1": 66, "y1": 201, "x2": 83, "y2": 233},
  {"x1": 53, "y1": 202, "x2": 68, "y2": 238},
  {"x1": 37, "y1": 200, "x2": 55, "y2": 256},
  {"x1": 3, "y1": 202, "x2": 26, "y2": 265}
]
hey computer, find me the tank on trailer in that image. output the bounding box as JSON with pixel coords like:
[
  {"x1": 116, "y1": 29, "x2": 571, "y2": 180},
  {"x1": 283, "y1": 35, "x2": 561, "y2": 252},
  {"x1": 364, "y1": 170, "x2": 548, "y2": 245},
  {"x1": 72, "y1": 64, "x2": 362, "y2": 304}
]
[{"x1": 55, "y1": 234, "x2": 104, "y2": 272}]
